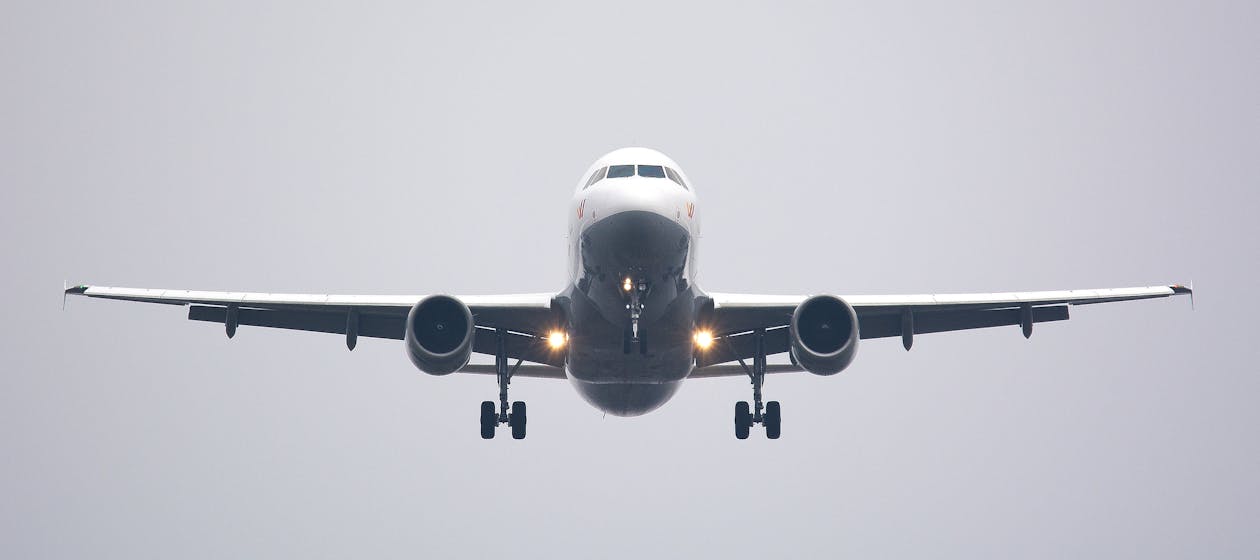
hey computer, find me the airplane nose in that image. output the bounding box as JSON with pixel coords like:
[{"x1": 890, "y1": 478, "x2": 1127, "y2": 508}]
[{"x1": 584, "y1": 178, "x2": 677, "y2": 221}]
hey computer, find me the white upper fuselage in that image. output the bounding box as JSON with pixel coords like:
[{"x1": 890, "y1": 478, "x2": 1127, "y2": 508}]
[
  {"x1": 568, "y1": 147, "x2": 700, "y2": 284},
  {"x1": 558, "y1": 148, "x2": 705, "y2": 414}
]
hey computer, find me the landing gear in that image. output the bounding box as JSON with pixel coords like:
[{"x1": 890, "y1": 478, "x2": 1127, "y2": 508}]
[
  {"x1": 480, "y1": 329, "x2": 527, "y2": 440},
  {"x1": 623, "y1": 274, "x2": 649, "y2": 355},
  {"x1": 733, "y1": 328, "x2": 782, "y2": 439}
]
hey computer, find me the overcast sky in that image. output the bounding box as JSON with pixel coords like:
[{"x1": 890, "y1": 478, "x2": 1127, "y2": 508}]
[{"x1": 2, "y1": 1, "x2": 1257, "y2": 558}]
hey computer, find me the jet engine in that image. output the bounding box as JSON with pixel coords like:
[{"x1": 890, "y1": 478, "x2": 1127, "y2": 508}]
[
  {"x1": 405, "y1": 295, "x2": 475, "y2": 375},
  {"x1": 790, "y1": 295, "x2": 860, "y2": 376}
]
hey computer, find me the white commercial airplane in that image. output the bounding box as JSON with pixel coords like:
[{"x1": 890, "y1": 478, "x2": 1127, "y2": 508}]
[{"x1": 65, "y1": 147, "x2": 1192, "y2": 439}]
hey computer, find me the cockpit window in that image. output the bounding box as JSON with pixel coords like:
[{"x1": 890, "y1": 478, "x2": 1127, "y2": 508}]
[
  {"x1": 607, "y1": 165, "x2": 635, "y2": 178},
  {"x1": 584, "y1": 166, "x2": 607, "y2": 189},
  {"x1": 637, "y1": 165, "x2": 666, "y2": 179},
  {"x1": 664, "y1": 167, "x2": 686, "y2": 189}
]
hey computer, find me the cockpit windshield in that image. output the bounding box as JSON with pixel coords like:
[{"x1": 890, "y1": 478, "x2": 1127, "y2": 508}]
[
  {"x1": 637, "y1": 165, "x2": 665, "y2": 178},
  {"x1": 584, "y1": 164, "x2": 689, "y2": 190},
  {"x1": 606, "y1": 165, "x2": 636, "y2": 179}
]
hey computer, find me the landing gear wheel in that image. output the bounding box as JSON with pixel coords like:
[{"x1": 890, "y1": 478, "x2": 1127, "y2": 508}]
[
  {"x1": 480, "y1": 401, "x2": 496, "y2": 439},
  {"x1": 510, "y1": 401, "x2": 527, "y2": 440},
  {"x1": 764, "y1": 401, "x2": 781, "y2": 439},
  {"x1": 731, "y1": 329, "x2": 783, "y2": 440},
  {"x1": 484, "y1": 328, "x2": 534, "y2": 440},
  {"x1": 734, "y1": 401, "x2": 752, "y2": 440}
]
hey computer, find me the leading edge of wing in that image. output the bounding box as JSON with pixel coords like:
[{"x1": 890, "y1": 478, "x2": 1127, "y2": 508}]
[
  {"x1": 709, "y1": 284, "x2": 1192, "y2": 312},
  {"x1": 64, "y1": 284, "x2": 555, "y2": 312}
]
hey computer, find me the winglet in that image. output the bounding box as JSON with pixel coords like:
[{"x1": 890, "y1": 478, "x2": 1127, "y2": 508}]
[
  {"x1": 64, "y1": 283, "x2": 89, "y2": 310},
  {"x1": 1171, "y1": 283, "x2": 1194, "y2": 310}
]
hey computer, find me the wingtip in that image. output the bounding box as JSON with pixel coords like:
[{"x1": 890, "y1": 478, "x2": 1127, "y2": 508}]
[
  {"x1": 64, "y1": 284, "x2": 89, "y2": 296},
  {"x1": 1171, "y1": 282, "x2": 1194, "y2": 311}
]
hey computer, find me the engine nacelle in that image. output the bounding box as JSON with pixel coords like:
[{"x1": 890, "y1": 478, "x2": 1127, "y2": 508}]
[
  {"x1": 405, "y1": 295, "x2": 475, "y2": 375},
  {"x1": 790, "y1": 295, "x2": 860, "y2": 376}
]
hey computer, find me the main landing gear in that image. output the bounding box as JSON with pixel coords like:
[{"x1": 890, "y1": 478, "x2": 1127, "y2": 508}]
[
  {"x1": 480, "y1": 329, "x2": 527, "y2": 440},
  {"x1": 733, "y1": 328, "x2": 781, "y2": 440}
]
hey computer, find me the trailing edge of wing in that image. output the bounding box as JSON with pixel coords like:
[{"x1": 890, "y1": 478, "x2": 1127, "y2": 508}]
[
  {"x1": 460, "y1": 364, "x2": 567, "y2": 379},
  {"x1": 457, "y1": 363, "x2": 806, "y2": 380}
]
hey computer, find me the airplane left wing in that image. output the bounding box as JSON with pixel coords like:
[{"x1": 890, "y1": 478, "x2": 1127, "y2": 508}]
[{"x1": 64, "y1": 285, "x2": 564, "y2": 367}]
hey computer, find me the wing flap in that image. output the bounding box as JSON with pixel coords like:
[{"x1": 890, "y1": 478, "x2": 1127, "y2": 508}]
[
  {"x1": 688, "y1": 364, "x2": 803, "y2": 378},
  {"x1": 471, "y1": 327, "x2": 565, "y2": 368},
  {"x1": 697, "y1": 305, "x2": 1071, "y2": 367},
  {"x1": 188, "y1": 306, "x2": 406, "y2": 340},
  {"x1": 858, "y1": 305, "x2": 1070, "y2": 339},
  {"x1": 696, "y1": 327, "x2": 791, "y2": 368},
  {"x1": 458, "y1": 364, "x2": 567, "y2": 379}
]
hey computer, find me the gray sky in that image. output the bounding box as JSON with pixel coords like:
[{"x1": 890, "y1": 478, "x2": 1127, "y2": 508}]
[{"x1": 3, "y1": 1, "x2": 1257, "y2": 558}]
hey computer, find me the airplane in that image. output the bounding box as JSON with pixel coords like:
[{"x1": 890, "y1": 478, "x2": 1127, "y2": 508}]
[{"x1": 64, "y1": 147, "x2": 1193, "y2": 440}]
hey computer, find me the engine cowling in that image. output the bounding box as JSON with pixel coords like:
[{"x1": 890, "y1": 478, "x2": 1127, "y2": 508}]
[
  {"x1": 790, "y1": 295, "x2": 859, "y2": 376},
  {"x1": 405, "y1": 295, "x2": 475, "y2": 375}
]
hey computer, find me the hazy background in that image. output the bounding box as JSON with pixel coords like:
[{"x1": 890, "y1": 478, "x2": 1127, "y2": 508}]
[{"x1": 3, "y1": 1, "x2": 1256, "y2": 558}]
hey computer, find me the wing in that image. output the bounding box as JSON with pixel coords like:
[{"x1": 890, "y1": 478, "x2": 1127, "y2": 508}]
[
  {"x1": 64, "y1": 285, "x2": 565, "y2": 368},
  {"x1": 698, "y1": 285, "x2": 1192, "y2": 368}
]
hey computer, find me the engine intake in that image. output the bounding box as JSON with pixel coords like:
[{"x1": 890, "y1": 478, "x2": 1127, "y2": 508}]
[
  {"x1": 405, "y1": 295, "x2": 475, "y2": 375},
  {"x1": 790, "y1": 295, "x2": 859, "y2": 376}
]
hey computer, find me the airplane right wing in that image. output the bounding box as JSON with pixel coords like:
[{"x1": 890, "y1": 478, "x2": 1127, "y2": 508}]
[{"x1": 697, "y1": 285, "x2": 1193, "y2": 368}]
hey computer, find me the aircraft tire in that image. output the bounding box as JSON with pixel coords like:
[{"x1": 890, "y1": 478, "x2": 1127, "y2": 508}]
[
  {"x1": 480, "y1": 401, "x2": 496, "y2": 439},
  {"x1": 510, "y1": 401, "x2": 527, "y2": 440},
  {"x1": 735, "y1": 401, "x2": 751, "y2": 440},
  {"x1": 764, "y1": 401, "x2": 781, "y2": 439}
]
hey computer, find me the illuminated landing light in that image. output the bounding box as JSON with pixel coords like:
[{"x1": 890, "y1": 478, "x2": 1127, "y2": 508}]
[
  {"x1": 547, "y1": 330, "x2": 568, "y2": 349},
  {"x1": 623, "y1": 277, "x2": 634, "y2": 292},
  {"x1": 694, "y1": 330, "x2": 714, "y2": 350}
]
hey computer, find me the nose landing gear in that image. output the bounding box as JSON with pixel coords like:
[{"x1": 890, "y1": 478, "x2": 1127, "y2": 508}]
[
  {"x1": 623, "y1": 275, "x2": 649, "y2": 355},
  {"x1": 731, "y1": 328, "x2": 781, "y2": 440},
  {"x1": 481, "y1": 329, "x2": 527, "y2": 440}
]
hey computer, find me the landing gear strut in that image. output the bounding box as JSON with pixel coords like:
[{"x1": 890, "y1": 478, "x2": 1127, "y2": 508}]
[
  {"x1": 732, "y1": 328, "x2": 781, "y2": 439},
  {"x1": 623, "y1": 275, "x2": 649, "y2": 355},
  {"x1": 481, "y1": 328, "x2": 527, "y2": 440}
]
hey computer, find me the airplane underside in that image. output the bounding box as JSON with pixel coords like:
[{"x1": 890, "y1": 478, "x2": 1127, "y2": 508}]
[{"x1": 563, "y1": 210, "x2": 698, "y2": 416}]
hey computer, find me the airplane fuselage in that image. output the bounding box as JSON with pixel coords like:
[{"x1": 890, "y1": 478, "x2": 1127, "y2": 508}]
[{"x1": 560, "y1": 148, "x2": 703, "y2": 416}]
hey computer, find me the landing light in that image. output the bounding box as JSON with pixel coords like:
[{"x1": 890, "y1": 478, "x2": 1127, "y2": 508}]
[
  {"x1": 547, "y1": 330, "x2": 568, "y2": 349},
  {"x1": 622, "y1": 277, "x2": 633, "y2": 292},
  {"x1": 694, "y1": 330, "x2": 714, "y2": 350}
]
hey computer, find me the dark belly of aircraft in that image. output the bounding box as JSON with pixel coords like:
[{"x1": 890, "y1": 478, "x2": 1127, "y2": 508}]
[{"x1": 563, "y1": 210, "x2": 699, "y2": 416}]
